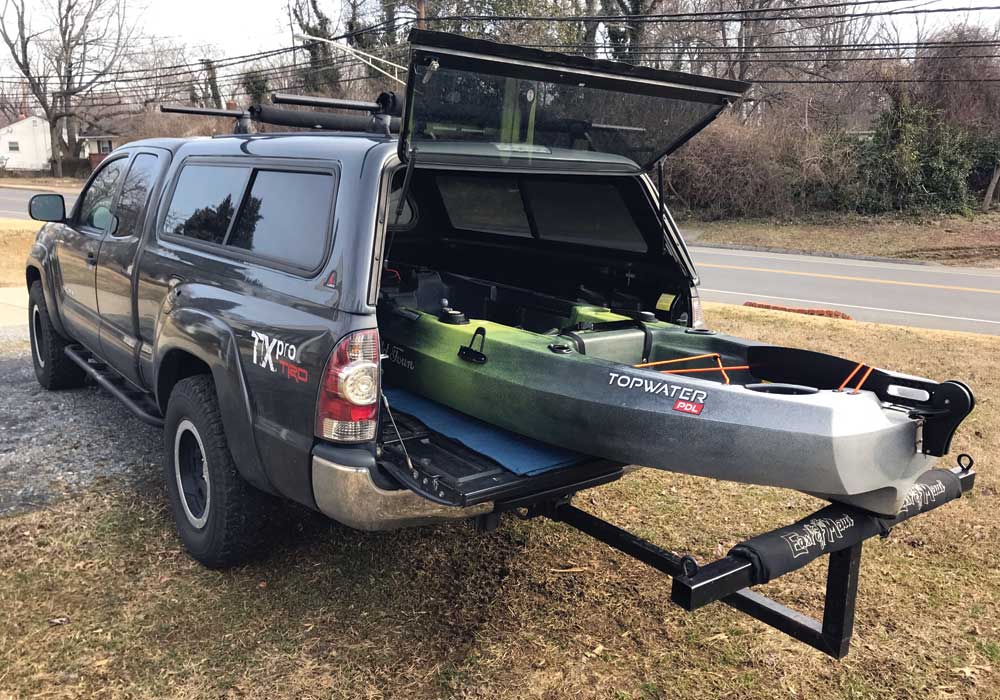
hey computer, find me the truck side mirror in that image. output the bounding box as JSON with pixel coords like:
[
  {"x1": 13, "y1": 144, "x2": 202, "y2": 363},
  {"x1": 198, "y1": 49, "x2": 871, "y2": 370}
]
[{"x1": 28, "y1": 194, "x2": 66, "y2": 222}]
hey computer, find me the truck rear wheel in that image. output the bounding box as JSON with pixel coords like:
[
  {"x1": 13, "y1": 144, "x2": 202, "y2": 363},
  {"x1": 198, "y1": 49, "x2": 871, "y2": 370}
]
[
  {"x1": 163, "y1": 375, "x2": 268, "y2": 568},
  {"x1": 28, "y1": 281, "x2": 85, "y2": 390}
]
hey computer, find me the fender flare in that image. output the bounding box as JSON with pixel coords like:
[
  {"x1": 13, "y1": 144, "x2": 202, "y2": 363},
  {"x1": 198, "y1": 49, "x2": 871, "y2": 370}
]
[
  {"x1": 26, "y1": 245, "x2": 69, "y2": 338},
  {"x1": 154, "y1": 307, "x2": 273, "y2": 494}
]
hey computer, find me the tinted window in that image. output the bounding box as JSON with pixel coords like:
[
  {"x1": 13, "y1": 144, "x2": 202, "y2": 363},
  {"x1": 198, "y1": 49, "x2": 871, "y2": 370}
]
[
  {"x1": 113, "y1": 153, "x2": 159, "y2": 237},
  {"x1": 227, "y1": 170, "x2": 334, "y2": 269},
  {"x1": 437, "y1": 176, "x2": 531, "y2": 237},
  {"x1": 163, "y1": 164, "x2": 250, "y2": 244},
  {"x1": 526, "y1": 180, "x2": 647, "y2": 252},
  {"x1": 78, "y1": 158, "x2": 127, "y2": 230}
]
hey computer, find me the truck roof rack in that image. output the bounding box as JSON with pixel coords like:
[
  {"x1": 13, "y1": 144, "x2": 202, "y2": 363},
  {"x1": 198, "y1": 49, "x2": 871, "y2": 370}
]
[{"x1": 160, "y1": 90, "x2": 402, "y2": 136}]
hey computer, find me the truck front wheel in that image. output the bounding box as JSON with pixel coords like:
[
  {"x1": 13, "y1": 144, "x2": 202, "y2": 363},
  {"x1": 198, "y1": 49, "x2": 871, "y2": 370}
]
[
  {"x1": 163, "y1": 375, "x2": 268, "y2": 568},
  {"x1": 28, "y1": 281, "x2": 85, "y2": 390}
]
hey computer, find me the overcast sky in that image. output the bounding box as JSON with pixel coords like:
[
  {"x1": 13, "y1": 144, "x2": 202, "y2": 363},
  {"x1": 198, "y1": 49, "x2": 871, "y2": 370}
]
[
  {"x1": 140, "y1": 0, "x2": 301, "y2": 56},
  {"x1": 136, "y1": 0, "x2": 1000, "y2": 58},
  {"x1": 7, "y1": 0, "x2": 1000, "y2": 69}
]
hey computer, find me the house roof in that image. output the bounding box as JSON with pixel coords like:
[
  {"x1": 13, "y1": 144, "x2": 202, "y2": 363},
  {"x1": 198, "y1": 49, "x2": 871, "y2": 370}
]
[{"x1": 0, "y1": 114, "x2": 44, "y2": 130}]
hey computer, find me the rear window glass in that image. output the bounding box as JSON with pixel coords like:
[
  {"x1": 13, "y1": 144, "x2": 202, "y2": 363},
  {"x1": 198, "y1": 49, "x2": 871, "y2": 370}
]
[
  {"x1": 525, "y1": 180, "x2": 647, "y2": 252},
  {"x1": 227, "y1": 170, "x2": 335, "y2": 269},
  {"x1": 437, "y1": 175, "x2": 531, "y2": 237},
  {"x1": 435, "y1": 175, "x2": 648, "y2": 251},
  {"x1": 163, "y1": 164, "x2": 250, "y2": 244}
]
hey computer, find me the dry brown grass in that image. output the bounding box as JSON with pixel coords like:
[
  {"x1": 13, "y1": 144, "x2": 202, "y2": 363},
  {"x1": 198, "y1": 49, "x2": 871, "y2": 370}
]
[
  {"x1": 690, "y1": 213, "x2": 1000, "y2": 267},
  {"x1": 0, "y1": 217, "x2": 38, "y2": 287},
  {"x1": 0, "y1": 306, "x2": 998, "y2": 700},
  {"x1": 0, "y1": 176, "x2": 83, "y2": 191}
]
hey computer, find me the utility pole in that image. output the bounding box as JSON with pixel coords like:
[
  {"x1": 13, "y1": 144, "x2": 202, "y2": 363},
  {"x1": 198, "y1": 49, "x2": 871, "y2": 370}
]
[{"x1": 416, "y1": 0, "x2": 426, "y2": 30}]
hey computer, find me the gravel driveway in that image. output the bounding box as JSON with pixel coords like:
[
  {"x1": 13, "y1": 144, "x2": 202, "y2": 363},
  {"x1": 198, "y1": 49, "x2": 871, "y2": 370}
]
[{"x1": 0, "y1": 329, "x2": 161, "y2": 516}]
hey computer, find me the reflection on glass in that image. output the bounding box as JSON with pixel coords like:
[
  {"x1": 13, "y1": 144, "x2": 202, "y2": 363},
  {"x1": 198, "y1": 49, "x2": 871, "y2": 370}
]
[
  {"x1": 79, "y1": 159, "x2": 126, "y2": 229},
  {"x1": 227, "y1": 170, "x2": 334, "y2": 269},
  {"x1": 163, "y1": 165, "x2": 250, "y2": 244},
  {"x1": 434, "y1": 175, "x2": 647, "y2": 252},
  {"x1": 436, "y1": 175, "x2": 531, "y2": 236},
  {"x1": 114, "y1": 154, "x2": 159, "y2": 236},
  {"x1": 410, "y1": 65, "x2": 718, "y2": 168}
]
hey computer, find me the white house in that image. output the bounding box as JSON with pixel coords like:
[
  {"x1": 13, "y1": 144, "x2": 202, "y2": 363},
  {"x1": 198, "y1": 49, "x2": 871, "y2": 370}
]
[{"x1": 0, "y1": 115, "x2": 51, "y2": 171}]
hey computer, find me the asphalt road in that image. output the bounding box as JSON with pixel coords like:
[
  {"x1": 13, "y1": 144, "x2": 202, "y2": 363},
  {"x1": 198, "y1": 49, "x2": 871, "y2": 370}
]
[
  {"x1": 0, "y1": 185, "x2": 76, "y2": 219},
  {"x1": 690, "y1": 246, "x2": 1000, "y2": 335}
]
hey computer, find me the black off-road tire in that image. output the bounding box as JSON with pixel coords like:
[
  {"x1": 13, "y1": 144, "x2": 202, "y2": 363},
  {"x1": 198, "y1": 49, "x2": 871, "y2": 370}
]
[
  {"x1": 28, "y1": 281, "x2": 86, "y2": 390},
  {"x1": 164, "y1": 375, "x2": 269, "y2": 569}
]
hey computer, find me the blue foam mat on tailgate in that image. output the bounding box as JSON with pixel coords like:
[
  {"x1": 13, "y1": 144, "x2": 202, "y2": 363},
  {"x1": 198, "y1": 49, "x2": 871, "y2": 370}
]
[{"x1": 383, "y1": 387, "x2": 587, "y2": 476}]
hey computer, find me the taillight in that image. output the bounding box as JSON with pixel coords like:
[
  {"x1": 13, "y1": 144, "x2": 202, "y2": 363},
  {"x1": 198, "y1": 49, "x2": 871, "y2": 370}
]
[{"x1": 316, "y1": 329, "x2": 380, "y2": 442}]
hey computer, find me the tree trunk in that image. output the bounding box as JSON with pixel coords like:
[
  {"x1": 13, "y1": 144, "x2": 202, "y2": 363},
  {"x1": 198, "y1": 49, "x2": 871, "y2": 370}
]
[
  {"x1": 983, "y1": 162, "x2": 1000, "y2": 213},
  {"x1": 66, "y1": 114, "x2": 79, "y2": 159},
  {"x1": 49, "y1": 121, "x2": 63, "y2": 178}
]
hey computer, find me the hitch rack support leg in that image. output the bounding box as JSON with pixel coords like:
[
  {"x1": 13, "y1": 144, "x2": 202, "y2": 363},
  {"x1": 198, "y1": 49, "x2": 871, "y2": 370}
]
[
  {"x1": 548, "y1": 502, "x2": 863, "y2": 659},
  {"x1": 724, "y1": 543, "x2": 861, "y2": 659}
]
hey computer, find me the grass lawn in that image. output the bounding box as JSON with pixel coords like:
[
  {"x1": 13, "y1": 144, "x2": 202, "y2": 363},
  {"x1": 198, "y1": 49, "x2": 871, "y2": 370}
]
[
  {"x1": 0, "y1": 217, "x2": 39, "y2": 287},
  {"x1": 0, "y1": 176, "x2": 84, "y2": 191},
  {"x1": 1, "y1": 304, "x2": 997, "y2": 699},
  {"x1": 687, "y1": 213, "x2": 1000, "y2": 267}
]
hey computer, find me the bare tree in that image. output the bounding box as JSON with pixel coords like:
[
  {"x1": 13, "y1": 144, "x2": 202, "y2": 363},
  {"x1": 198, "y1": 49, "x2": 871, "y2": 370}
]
[{"x1": 0, "y1": 0, "x2": 133, "y2": 176}]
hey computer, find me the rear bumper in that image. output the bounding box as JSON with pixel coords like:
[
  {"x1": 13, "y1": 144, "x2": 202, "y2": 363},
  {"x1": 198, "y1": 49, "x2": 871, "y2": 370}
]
[{"x1": 311, "y1": 455, "x2": 493, "y2": 531}]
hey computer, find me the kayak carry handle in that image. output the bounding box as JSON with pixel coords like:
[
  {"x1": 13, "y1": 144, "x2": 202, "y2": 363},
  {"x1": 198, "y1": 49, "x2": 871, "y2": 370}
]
[{"x1": 458, "y1": 326, "x2": 488, "y2": 364}]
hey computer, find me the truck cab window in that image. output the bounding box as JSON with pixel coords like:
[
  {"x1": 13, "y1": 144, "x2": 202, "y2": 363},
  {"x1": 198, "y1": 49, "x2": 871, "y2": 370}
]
[
  {"x1": 113, "y1": 153, "x2": 160, "y2": 237},
  {"x1": 226, "y1": 169, "x2": 334, "y2": 270},
  {"x1": 78, "y1": 158, "x2": 127, "y2": 231},
  {"x1": 163, "y1": 164, "x2": 251, "y2": 244}
]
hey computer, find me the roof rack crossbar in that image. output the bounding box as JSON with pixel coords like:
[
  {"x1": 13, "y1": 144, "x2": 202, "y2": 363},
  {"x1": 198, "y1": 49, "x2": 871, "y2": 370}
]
[
  {"x1": 160, "y1": 104, "x2": 247, "y2": 118},
  {"x1": 271, "y1": 92, "x2": 381, "y2": 113},
  {"x1": 159, "y1": 102, "x2": 400, "y2": 136}
]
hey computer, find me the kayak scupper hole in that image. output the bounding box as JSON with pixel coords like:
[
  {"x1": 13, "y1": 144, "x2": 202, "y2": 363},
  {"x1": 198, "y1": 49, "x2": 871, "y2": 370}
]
[{"x1": 745, "y1": 383, "x2": 819, "y2": 395}]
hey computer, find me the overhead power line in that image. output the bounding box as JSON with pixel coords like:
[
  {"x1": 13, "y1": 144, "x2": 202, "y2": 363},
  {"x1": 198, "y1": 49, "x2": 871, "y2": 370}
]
[{"x1": 422, "y1": 4, "x2": 1000, "y2": 24}]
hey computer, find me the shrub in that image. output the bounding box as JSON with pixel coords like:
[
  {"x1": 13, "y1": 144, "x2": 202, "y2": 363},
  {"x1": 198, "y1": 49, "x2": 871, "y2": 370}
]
[
  {"x1": 853, "y1": 98, "x2": 973, "y2": 214},
  {"x1": 664, "y1": 99, "x2": 981, "y2": 219}
]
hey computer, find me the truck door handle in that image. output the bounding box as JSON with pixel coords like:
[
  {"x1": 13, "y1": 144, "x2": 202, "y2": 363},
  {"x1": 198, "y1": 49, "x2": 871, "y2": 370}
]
[{"x1": 86, "y1": 251, "x2": 96, "y2": 267}]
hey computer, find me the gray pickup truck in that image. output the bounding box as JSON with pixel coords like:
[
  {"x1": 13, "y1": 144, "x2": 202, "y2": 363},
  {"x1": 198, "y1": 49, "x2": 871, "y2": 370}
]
[{"x1": 24, "y1": 30, "x2": 975, "y2": 660}]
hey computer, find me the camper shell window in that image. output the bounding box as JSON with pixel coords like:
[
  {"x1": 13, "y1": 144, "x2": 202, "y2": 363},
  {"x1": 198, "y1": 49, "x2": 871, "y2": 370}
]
[{"x1": 434, "y1": 174, "x2": 648, "y2": 252}]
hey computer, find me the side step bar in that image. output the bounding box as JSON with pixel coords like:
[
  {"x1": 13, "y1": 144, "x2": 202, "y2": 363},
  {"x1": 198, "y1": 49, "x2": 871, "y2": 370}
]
[
  {"x1": 513, "y1": 465, "x2": 975, "y2": 659},
  {"x1": 64, "y1": 345, "x2": 164, "y2": 428}
]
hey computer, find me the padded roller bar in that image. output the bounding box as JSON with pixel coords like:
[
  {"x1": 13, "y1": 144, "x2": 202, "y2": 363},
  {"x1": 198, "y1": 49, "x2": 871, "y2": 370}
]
[
  {"x1": 546, "y1": 464, "x2": 974, "y2": 658},
  {"x1": 672, "y1": 467, "x2": 971, "y2": 610},
  {"x1": 248, "y1": 104, "x2": 401, "y2": 132}
]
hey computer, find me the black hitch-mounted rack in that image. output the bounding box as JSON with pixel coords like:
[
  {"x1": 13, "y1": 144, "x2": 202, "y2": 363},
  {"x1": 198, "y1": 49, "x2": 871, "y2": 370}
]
[
  {"x1": 498, "y1": 465, "x2": 975, "y2": 659},
  {"x1": 380, "y1": 400, "x2": 976, "y2": 658}
]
